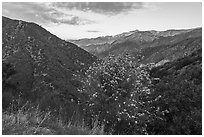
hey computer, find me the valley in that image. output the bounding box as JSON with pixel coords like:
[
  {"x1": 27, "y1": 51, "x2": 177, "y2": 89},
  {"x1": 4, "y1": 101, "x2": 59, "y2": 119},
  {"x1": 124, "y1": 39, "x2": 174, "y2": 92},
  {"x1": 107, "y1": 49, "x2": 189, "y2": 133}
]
[{"x1": 2, "y1": 16, "x2": 202, "y2": 135}]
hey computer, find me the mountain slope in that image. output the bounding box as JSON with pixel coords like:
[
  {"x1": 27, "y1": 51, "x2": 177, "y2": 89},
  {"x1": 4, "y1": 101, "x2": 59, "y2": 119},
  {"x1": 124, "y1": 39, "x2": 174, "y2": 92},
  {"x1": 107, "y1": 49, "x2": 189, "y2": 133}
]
[
  {"x1": 71, "y1": 28, "x2": 201, "y2": 64},
  {"x1": 70, "y1": 28, "x2": 196, "y2": 47},
  {"x1": 2, "y1": 16, "x2": 96, "y2": 111},
  {"x1": 147, "y1": 48, "x2": 202, "y2": 134},
  {"x1": 139, "y1": 36, "x2": 202, "y2": 64}
]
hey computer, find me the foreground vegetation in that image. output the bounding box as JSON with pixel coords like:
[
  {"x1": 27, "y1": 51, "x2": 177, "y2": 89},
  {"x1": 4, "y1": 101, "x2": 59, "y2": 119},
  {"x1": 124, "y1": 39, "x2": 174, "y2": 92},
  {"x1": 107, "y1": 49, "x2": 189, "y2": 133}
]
[
  {"x1": 2, "y1": 101, "x2": 105, "y2": 135},
  {"x1": 3, "y1": 51, "x2": 202, "y2": 135}
]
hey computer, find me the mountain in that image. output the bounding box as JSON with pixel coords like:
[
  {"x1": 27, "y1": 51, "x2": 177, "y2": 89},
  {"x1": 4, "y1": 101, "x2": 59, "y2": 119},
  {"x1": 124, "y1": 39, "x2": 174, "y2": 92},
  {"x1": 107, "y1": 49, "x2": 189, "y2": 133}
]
[
  {"x1": 150, "y1": 48, "x2": 202, "y2": 80},
  {"x1": 70, "y1": 28, "x2": 195, "y2": 47},
  {"x1": 69, "y1": 36, "x2": 114, "y2": 48},
  {"x1": 2, "y1": 16, "x2": 97, "y2": 110},
  {"x1": 139, "y1": 36, "x2": 201, "y2": 64},
  {"x1": 70, "y1": 28, "x2": 201, "y2": 64}
]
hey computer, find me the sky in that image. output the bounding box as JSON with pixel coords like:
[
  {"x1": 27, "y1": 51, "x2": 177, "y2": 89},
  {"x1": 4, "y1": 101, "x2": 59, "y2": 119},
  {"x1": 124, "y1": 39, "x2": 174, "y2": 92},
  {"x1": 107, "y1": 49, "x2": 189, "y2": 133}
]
[{"x1": 2, "y1": 2, "x2": 202, "y2": 40}]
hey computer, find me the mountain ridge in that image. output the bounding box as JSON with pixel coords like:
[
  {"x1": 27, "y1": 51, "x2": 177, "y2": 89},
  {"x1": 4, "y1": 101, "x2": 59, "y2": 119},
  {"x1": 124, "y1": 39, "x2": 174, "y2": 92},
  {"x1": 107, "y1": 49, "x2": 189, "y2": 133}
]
[
  {"x1": 70, "y1": 27, "x2": 201, "y2": 65},
  {"x1": 70, "y1": 27, "x2": 201, "y2": 47}
]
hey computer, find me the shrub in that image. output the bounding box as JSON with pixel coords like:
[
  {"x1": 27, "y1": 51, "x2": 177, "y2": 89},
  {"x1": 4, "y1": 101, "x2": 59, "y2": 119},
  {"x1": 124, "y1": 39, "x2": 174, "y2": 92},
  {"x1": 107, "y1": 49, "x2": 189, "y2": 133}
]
[{"x1": 76, "y1": 54, "x2": 154, "y2": 134}]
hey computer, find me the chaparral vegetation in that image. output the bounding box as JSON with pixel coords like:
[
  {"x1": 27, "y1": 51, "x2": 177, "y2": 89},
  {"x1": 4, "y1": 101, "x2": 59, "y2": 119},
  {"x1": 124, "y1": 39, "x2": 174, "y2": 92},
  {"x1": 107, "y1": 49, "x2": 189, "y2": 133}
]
[
  {"x1": 76, "y1": 51, "x2": 202, "y2": 135},
  {"x1": 2, "y1": 16, "x2": 202, "y2": 135},
  {"x1": 3, "y1": 51, "x2": 202, "y2": 135}
]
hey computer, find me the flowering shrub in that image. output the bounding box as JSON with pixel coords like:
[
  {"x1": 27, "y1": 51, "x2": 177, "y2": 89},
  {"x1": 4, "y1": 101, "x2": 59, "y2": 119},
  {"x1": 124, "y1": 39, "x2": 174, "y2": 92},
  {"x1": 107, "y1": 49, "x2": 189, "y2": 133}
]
[{"x1": 76, "y1": 54, "x2": 154, "y2": 134}]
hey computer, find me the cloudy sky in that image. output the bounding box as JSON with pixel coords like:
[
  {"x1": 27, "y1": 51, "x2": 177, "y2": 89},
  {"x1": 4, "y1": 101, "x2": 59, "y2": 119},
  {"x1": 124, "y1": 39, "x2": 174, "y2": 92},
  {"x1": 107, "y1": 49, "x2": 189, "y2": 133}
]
[{"x1": 2, "y1": 2, "x2": 202, "y2": 40}]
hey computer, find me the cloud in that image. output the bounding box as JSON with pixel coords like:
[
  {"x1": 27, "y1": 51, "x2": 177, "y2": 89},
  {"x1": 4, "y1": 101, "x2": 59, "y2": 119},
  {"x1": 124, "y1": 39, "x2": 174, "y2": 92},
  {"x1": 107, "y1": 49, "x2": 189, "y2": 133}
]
[
  {"x1": 2, "y1": 2, "x2": 94, "y2": 25},
  {"x1": 87, "y1": 30, "x2": 100, "y2": 33},
  {"x1": 2, "y1": 2, "x2": 146, "y2": 26},
  {"x1": 51, "y1": 2, "x2": 144, "y2": 15}
]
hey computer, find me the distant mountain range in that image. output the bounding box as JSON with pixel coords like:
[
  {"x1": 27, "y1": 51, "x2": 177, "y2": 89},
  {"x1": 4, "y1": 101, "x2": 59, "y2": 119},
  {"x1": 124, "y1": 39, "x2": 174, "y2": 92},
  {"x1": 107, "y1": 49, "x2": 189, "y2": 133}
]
[
  {"x1": 70, "y1": 28, "x2": 202, "y2": 64},
  {"x1": 70, "y1": 28, "x2": 200, "y2": 47},
  {"x1": 2, "y1": 16, "x2": 96, "y2": 109}
]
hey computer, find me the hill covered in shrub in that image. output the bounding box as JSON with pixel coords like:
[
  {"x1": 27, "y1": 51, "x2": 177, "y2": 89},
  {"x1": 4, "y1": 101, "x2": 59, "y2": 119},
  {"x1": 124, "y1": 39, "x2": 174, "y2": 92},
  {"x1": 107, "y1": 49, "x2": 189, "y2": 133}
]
[
  {"x1": 2, "y1": 16, "x2": 202, "y2": 135},
  {"x1": 2, "y1": 16, "x2": 97, "y2": 120}
]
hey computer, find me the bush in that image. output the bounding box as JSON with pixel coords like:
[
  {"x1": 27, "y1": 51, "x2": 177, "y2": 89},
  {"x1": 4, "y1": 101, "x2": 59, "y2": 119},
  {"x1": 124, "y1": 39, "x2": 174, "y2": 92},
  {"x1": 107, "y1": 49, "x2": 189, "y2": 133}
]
[
  {"x1": 2, "y1": 102, "x2": 105, "y2": 135},
  {"x1": 76, "y1": 54, "x2": 154, "y2": 134}
]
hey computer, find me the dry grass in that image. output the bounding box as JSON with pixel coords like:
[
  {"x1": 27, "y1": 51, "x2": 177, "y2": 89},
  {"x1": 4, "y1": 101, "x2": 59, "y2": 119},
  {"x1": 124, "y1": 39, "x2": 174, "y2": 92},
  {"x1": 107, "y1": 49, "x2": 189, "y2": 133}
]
[{"x1": 2, "y1": 102, "x2": 106, "y2": 135}]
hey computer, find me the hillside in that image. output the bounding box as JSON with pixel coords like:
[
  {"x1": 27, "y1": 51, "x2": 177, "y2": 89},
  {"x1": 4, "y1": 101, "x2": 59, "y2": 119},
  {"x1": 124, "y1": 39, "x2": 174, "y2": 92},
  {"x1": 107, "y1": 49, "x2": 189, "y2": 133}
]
[
  {"x1": 70, "y1": 28, "x2": 195, "y2": 47},
  {"x1": 2, "y1": 16, "x2": 97, "y2": 113},
  {"x1": 147, "y1": 48, "x2": 202, "y2": 134}
]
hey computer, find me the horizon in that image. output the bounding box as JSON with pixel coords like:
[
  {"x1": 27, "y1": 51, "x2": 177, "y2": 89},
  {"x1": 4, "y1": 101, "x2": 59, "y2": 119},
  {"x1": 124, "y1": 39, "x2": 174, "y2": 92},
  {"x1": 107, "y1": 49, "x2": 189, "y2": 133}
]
[
  {"x1": 68, "y1": 26, "x2": 202, "y2": 40},
  {"x1": 2, "y1": 2, "x2": 202, "y2": 40}
]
